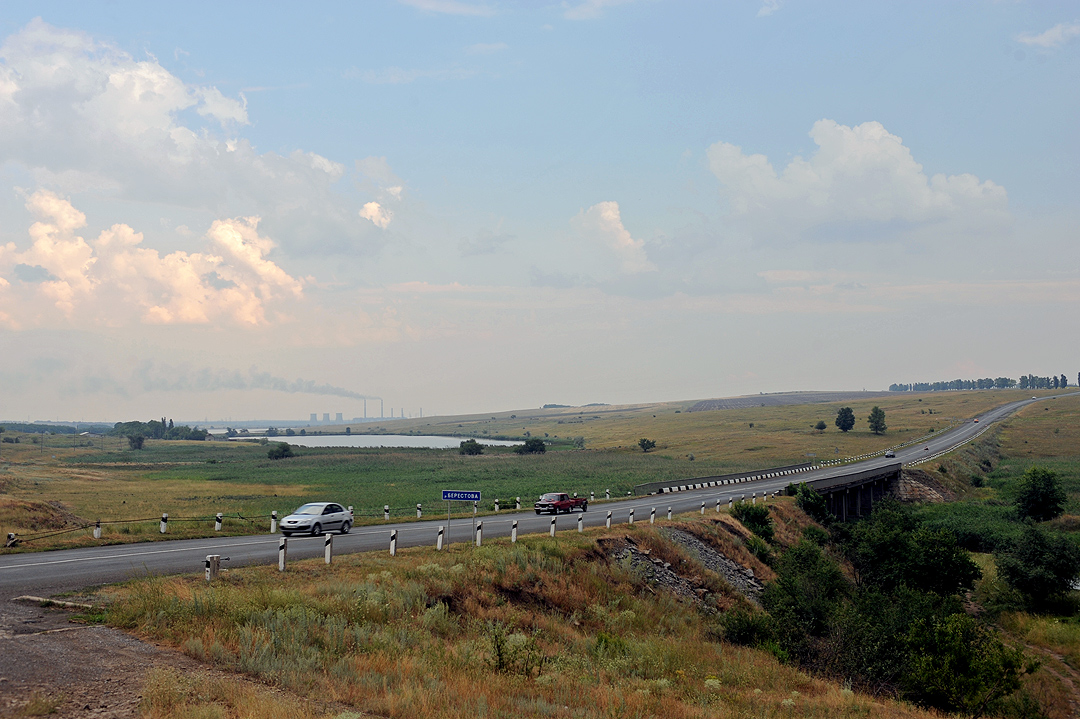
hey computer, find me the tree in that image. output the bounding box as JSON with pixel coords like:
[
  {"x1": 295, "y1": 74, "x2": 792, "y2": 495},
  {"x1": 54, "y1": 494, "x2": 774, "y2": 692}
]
[
  {"x1": 515, "y1": 438, "x2": 546, "y2": 455},
  {"x1": 868, "y1": 406, "x2": 887, "y2": 435},
  {"x1": 459, "y1": 439, "x2": 484, "y2": 455},
  {"x1": 995, "y1": 525, "x2": 1080, "y2": 605},
  {"x1": 790, "y1": 482, "x2": 829, "y2": 524},
  {"x1": 1015, "y1": 465, "x2": 1066, "y2": 522},
  {"x1": 127, "y1": 434, "x2": 145, "y2": 450},
  {"x1": 835, "y1": 407, "x2": 855, "y2": 432},
  {"x1": 814, "y1": 420, "x2": 827, "y2": 431},
  {"x1": 638, "y1": 438, "x2": 656, "y2": 453},
  {"x1": 902, "y1": 613, "x2": 1028, "y2": 717},
  {"x1": 267, "y1": 442, "x2": 295, "y2": 460}
]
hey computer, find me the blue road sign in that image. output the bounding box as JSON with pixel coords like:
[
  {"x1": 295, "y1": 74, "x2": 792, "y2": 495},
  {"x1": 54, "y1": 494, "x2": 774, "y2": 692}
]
[{"x1": 442, "y1": 490, "x2": 481, "y2": 502}]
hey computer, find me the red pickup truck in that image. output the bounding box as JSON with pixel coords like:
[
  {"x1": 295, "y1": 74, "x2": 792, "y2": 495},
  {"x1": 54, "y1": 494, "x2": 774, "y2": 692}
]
[{"x1": 534, "y1": 492, "x2": 588, "y2": 515}]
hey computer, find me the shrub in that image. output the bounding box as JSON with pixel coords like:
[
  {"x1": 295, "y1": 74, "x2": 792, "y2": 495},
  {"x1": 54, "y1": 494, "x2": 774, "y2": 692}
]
[
  {"x1": 792, "y1": 483, "x2": 829, "y2": 524},
  {"x1": 514, "y1": 438, "x2": 546, "y2": 455},
  {"x1": 459, "y1": 439, "x2": 483, "y2": 455},
  {"x1": 267, "y1": 443, "x2": 295, "y2": 460},
  {"x1": 732, "y1": 503, "x2": 774, "y2": 543},
  {"x1": 994, "y1": 525, "x2": 1080, "y2": 606}
]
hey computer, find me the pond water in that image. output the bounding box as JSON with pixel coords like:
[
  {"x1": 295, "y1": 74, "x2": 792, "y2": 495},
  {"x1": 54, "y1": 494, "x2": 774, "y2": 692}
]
[{"x1": 234, "y1": 434, "x2": 523, "y2": 449}]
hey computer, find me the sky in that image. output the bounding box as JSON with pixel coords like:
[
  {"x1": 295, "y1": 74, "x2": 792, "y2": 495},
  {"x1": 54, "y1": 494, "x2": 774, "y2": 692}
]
[{"x1": 0, "y1": 1, "x2": 1077, "y2": 423}]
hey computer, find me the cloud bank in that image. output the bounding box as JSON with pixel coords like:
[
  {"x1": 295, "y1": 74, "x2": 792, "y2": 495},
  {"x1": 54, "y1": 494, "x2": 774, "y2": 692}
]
[
  {"x1": 707, "y1": 119, "x2": 1007, "y2": 243},
  {"x1": 0, "y1": 18, "x2": 379, "y2": 255},
  {"x1": 0, "y1": 190, "x2": 302, "y2": 327}
]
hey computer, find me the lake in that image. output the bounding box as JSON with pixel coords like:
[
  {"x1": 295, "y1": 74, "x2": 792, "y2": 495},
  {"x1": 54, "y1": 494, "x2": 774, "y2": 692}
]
[{"x1": 236, "y1": 434, "x2": 523, "y2": 449}]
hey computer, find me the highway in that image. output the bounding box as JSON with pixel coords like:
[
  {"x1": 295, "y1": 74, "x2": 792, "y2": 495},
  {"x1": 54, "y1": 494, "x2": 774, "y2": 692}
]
[{"x1": 0, "y1": 394, "x2": 1065, "y2": 599}]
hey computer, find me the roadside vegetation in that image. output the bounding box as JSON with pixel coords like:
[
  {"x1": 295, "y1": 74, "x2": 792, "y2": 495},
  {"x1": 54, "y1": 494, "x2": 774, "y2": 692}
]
[{"x1": 101, "y1": 511, "x2": 946, "y2": 719}]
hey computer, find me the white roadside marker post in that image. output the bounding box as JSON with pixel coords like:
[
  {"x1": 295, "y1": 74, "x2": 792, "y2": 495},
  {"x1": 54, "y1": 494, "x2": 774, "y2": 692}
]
[
  {"x1": 215, "y1": 513, "x2": 223, "y2": 532},
  {"x1": 495, "y1": 499, "x2": 500, "y2": 513},
  {"x1": 650, "y1": 508, "x2": 656, "y2": 524},
  {"x1": 324, "y1": 533, "x2": 333, "y2": 565},
  {"x1": 578, "y1": 514, "x2": 583, "y2": 533},
  {"x1": 93, "y1": 520, "x2": 101, "y2": 540},
  {"x1": 278, "y1": 537, "x2": 287, "y2": 572},
  {"x1": 512, "y1": 520, "x2": 518, "y2": 543},
  {"x1": 390, "y1": 530, "x2": 397, "y2": 556},
  {"x1": 159, "y1": 513, "x2": 168, "y2": 534},
  {"x1": 384, "y1": 505, "x2": 390, "y2": 521},
  {"x1": 716, "y1": 498, "x2": 721, "y2": 513},
  {"x1": 515, "y1": 497, "x2": 521, "y2": 510},
  {"x1": 437, "y1": 525, "x2": 444, "y2": 550},
  {"x1": 205, "y1": 554, "x2": 220, "y2": 582},
  {"x1": 606, "y1": 511, "x2": 612, "y2": 529},
  {"x1": 590, "y1": 491, "x2": 595, "y2": 502},
  {"x1": 417, "y1": 503, "x2": 422, "y2": 519},
  {"x1": 270, "y1": 511, "x2": 277, "y2": 534},
  {"x1": 700, "y1": 501, "x2": 705, "y2": 515},
  {"x1": 476, "y1": 522, "x2": 483, "y2": 547},
  {"x1": 629, "y1": 509, "x2": 635, "y2": 525},
  {"x1": 550, "y1": 517, "x2": 557, "y2": 537},
  {"x1": 668, "y1": 507, "x2": 672, "y2": 520},
  {"x1": 752, "y1": 493, "x2": 756, "y2": 505},
  {"x1": 605, "y1": 489, "x2": 610, "y2": 500}
]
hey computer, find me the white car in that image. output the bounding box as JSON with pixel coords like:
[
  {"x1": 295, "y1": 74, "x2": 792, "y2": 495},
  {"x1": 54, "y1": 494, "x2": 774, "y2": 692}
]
[
  {"x1": 280, "y1": 502, "x2": 352, "y2": 536},
  {"x1": 884, "y1": 450, "x2": 895, "y2": 458}
]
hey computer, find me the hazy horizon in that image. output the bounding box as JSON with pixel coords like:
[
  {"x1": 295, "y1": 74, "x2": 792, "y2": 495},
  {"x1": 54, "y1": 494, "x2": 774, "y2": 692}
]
[{"x1": 1, "y1": 2, "x2": 1077, "y2": 421}]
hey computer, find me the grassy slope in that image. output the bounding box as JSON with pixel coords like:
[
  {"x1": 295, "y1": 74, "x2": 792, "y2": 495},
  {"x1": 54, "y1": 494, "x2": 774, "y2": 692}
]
[{"x1": 100, "y1": 512, "x2": 940, "y2": 719}]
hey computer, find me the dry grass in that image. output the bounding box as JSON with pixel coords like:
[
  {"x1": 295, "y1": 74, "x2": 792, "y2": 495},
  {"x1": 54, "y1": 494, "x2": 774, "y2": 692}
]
[
  {"x1": 100, "y1": 519, "x2": 940, "y2": 719},
  {"x1": 339, "y1": 389, "x2": 1039, "y2": 461},
  {"x1": 997, "y1": 394, "x2": 1080, "y2": 460},
  {"x1": 13, "y1": 692, "x2": 64, "y2": 717},
  {"x1": 140, "y1": 666, "x2": 339, "y2": 719}
]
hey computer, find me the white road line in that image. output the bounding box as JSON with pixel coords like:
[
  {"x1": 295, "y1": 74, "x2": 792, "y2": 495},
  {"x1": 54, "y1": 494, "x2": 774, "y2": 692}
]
[{"x1": 0, "y1": 537, "x2": 278, "y2": 570}]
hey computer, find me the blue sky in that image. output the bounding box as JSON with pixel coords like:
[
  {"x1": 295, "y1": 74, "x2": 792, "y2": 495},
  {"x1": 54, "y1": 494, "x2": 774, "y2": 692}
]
[{"x1": 0, "y1": 1, "x2": 1077, "y2": 421}]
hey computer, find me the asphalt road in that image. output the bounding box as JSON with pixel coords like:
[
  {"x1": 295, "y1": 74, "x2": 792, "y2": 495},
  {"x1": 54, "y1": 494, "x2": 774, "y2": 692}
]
[{"x1": 1, "y1": 393, "x2": 1068, "y2": 599}]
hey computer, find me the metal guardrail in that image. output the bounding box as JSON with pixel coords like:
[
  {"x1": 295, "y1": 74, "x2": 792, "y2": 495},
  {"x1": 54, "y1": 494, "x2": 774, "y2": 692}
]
[{"x1": 635, "y1": 462, "x2": 816, "y2": 496}]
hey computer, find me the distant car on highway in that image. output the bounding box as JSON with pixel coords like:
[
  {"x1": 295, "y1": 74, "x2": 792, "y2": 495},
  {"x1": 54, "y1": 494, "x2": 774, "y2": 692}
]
[
  {"x1": 973, "y1": 419, "x2": 979, "y2": 423},
  {"x1": 280, "y1": 502, "x2": 352, "y2": 536},
  {"x1": 884, "y1": 450, "x2": 895, "y2": 458}
]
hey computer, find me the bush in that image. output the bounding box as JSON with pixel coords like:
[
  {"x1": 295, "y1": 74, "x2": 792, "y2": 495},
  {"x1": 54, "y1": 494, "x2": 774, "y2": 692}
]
[
  {"x1": 514, "y1": 438, "x2": 546, "y2": 455},
  {"x1": 732, "y1": 502, "x2": 774, "y2": 543},
  {"x1": 995, "y1": 525, "x2": 1080, "y2": 606},
  {"x1": 792, "y1": 483, "x2": 829, "y2": 524},
  {"x1": 459, "y1": 439, "x2": 483, "y2": 455},
  {"x1": 267, "y1": 443, "x2": 295, "y2": 460}
]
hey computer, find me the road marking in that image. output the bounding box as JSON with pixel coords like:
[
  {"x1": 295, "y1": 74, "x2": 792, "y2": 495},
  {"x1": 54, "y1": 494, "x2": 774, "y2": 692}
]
[{"x1": 0, "y1": 538, "x2": 279, "y2": 571}]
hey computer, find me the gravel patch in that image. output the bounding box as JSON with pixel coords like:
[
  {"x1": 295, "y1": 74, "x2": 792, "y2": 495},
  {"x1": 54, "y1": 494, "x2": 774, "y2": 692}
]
[{"x1": 660, "y1": 528, "x2": 764, "y2": 603}]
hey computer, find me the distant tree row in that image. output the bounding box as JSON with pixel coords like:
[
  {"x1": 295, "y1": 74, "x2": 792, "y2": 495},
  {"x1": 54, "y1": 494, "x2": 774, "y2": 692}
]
[
  {"x1": 890, "y1": 374, "x2": 1074, "y2": 392},
  {"x1": 1017, "y1": 374, "x2": 1069, "y2": 390},
  {"x1": 110, "y1": 418, "x2": 208, "y2": 442},
  {"x1": 889, "y1": 377, "x2": 1016, "y2": 392}
]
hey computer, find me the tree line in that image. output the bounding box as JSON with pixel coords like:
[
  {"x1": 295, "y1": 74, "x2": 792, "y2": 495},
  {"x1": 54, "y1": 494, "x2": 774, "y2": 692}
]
[
  {"x1": 109, "y1": 418, "x2": 208, "y2": 445},
  {"x1": 890, "y1": 373, "x2": 1073, "y2": 392}
]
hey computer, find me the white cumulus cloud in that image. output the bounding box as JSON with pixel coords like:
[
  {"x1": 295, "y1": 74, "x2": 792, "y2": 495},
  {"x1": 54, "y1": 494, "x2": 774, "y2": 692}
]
[
  {"x1": 0, "y1": 19, "x2": 379, "y2": 256},
  {"x1": 1017, "y1": 22, "x2": 1080, "y2": 49},
  {"x1": 360, "y1": 202, "x2": 393, "y2": 229},
  {"x1": 706, "y1": 119, "x2": 1008, "y2": 243},
  {"x1": 0, "y1": 190, "x2": 303, "y2": 327},
  {"x1": 574, "y1": 201, "x2": 654, "y2": 273}
]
